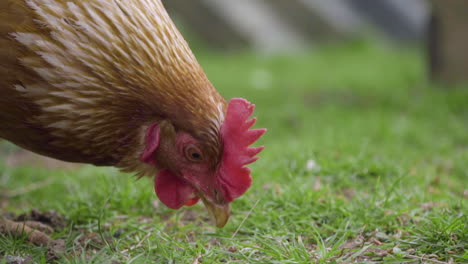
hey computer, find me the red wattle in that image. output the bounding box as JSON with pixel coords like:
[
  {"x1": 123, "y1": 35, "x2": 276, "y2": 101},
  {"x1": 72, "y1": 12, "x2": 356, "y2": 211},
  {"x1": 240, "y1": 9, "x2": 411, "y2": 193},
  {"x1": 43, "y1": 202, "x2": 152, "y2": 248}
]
[
  {"x1": 154, "y1": 169, "x2": 196, "y2": 209},
  {"x1": 184, "y1": 197, "x2": 200, "y2": 206}
]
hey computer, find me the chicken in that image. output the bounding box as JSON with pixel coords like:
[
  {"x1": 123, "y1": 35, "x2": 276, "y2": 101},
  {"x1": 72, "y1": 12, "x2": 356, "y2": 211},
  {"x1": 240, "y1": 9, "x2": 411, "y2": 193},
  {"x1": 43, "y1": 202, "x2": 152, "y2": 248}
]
[{"x1": 0, "y1": 0, "x2": 266, "y2": 228}]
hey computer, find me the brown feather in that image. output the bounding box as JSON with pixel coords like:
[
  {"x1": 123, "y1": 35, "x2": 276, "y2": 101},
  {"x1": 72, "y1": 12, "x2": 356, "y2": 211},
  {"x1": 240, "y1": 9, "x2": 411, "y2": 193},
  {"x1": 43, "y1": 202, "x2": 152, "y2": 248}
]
[{"x1": 0, "y1": 0, "x2": 226, "y2": 177}]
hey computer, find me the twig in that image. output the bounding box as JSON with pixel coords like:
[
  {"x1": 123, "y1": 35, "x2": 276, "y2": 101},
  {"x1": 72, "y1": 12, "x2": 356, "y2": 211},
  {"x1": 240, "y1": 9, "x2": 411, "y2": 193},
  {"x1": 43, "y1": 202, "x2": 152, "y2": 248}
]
[
  {"x1": 231, "y1": 199, "x2": 260, "y2": 239},
  {"x1": 0, "y1": 218, "x2": 53, "y2": 246},
  {"x1": 4, "y1": 179, "x2": 54, "y2": 198},
  {"x1": 120, "y1": 232, "x2": 152, "y2": 254},
  {"x1": 406, "y1": 254, "x2": 449, "y2": 264}
]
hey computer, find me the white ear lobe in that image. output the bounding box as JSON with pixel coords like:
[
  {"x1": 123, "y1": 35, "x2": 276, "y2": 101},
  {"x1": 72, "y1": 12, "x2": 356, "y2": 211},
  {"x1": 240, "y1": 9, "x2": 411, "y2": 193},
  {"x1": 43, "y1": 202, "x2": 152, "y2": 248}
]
[{"x1": 141, "y1": 123, "x2": 160, "y2": 164}]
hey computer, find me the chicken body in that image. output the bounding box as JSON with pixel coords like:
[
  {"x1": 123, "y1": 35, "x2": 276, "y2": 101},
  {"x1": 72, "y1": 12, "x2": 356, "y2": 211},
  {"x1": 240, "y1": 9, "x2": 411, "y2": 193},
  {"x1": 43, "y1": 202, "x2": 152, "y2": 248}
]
[
  {"x1": 0, "y1": 0, "x2": 223, "y2": 174},
  {"x1": 0, "y1": 0, "x2": 265, "y2": 227}
]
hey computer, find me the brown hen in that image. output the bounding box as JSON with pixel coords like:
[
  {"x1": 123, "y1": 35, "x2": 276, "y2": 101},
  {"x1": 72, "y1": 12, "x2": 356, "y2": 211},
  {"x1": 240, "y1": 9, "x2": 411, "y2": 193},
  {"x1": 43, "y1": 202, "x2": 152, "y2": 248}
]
[{"x1": 0, "y1": 0, "x2": 266, "y2": 229}]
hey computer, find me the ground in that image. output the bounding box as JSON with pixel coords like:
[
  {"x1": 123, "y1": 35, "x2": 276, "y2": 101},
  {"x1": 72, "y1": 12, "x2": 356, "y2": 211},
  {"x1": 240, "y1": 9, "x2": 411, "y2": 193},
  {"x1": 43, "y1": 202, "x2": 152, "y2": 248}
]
[{"x1": 0, "y1": 42, "x2": 467, "y2": 263}]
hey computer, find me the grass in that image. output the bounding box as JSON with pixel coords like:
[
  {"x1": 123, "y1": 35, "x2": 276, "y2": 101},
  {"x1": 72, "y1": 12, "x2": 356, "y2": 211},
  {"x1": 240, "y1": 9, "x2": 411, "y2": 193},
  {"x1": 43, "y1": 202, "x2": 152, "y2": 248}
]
[{"x1": 1, "y1": 42, "x2": 467, "y2": 263}]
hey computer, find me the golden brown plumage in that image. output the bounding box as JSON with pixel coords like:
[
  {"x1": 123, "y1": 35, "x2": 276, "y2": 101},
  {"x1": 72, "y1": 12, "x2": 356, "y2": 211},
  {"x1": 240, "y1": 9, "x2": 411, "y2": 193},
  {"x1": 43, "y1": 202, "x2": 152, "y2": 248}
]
[
  {"x1": 0, "y1": 0, "x2": 265, "y2": 227},
  {"x1": 0, "y1": 0, "x2": 223, "y2": 174}
]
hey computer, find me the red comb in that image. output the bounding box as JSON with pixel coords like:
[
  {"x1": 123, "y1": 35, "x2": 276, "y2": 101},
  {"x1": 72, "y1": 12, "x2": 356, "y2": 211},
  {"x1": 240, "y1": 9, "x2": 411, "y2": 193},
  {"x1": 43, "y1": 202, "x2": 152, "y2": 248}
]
[{"x1": 218, "y1": 98, "x2": 266, "y2": 201}]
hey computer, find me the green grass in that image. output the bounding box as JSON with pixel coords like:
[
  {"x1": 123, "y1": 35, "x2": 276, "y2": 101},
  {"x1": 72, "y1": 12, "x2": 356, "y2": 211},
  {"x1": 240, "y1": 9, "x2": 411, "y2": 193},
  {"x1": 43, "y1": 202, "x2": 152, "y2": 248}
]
[{"x1": 1, "y1": 42, "x2": 467, "y2": 263}]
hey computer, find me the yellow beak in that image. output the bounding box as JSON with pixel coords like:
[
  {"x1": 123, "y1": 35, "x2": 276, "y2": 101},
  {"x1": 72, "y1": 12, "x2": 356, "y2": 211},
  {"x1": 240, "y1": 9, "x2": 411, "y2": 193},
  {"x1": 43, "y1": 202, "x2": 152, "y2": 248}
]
[{"x1": 202, "y1": 198, "x2": 230, "y2": 228}]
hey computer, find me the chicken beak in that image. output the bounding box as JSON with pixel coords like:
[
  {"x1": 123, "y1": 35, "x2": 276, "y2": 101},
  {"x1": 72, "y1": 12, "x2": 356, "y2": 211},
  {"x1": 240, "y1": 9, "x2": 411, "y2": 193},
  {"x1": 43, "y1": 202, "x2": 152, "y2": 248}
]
[{"x1": 201, "y1": 197, "x2": 230, "y2": 228}]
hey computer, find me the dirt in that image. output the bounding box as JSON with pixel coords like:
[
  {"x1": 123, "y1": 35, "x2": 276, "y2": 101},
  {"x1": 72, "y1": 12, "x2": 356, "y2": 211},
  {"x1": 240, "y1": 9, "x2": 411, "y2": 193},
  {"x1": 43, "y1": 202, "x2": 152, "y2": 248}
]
[
  {"x1": 21, "y1": 221, "x2": 54, "y2": 234},
  {"x1": 14, "y1": 209, "x2": 66, "y2": 230},
  {"x1": 1, "y1": 209, "x2": 66, "y2": 261},
  {"x1": 76, "y1": 232, "x2": 108, "y2": 250},
  {"x1": 45, "y1": 239, "x2": 66, "y2": 261},
  {"x1": 1, "y1": 209, "x2": 113, "y2": 261},
  {"x1": 1, "y1": 255, "x2": 34, "y2": 264}
]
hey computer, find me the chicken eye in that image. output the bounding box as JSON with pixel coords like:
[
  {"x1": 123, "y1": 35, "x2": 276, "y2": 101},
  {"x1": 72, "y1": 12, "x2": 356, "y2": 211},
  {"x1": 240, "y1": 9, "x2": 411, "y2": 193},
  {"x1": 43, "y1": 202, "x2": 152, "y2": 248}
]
[{"x1": 184, "y1": 145, "x2": 204, "y2": 162}]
